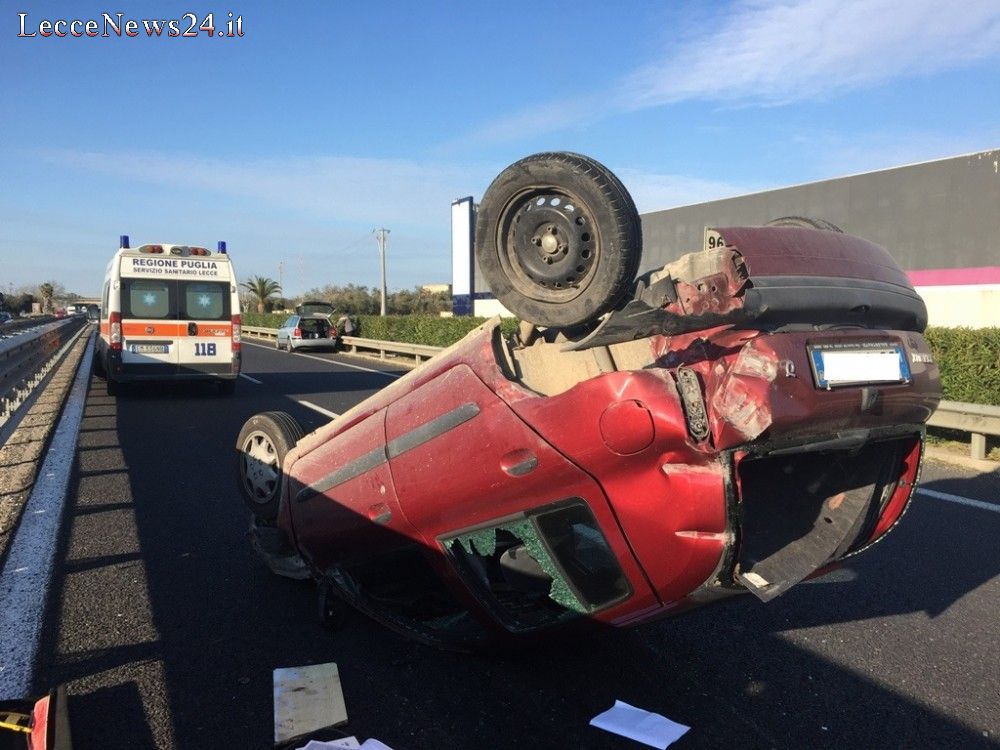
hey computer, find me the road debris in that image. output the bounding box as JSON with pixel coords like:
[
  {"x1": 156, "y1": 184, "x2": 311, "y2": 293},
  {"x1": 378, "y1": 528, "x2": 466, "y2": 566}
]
[
  {"x1": 590, "y1": 700, "x2": 689, "y2": 749},
  {"x1": 273, "y1": 662, "x2": 348, "y2": 745}
]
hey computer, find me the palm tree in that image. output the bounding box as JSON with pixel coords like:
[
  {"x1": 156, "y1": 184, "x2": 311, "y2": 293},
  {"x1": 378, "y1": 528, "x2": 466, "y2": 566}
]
[
  {"x1": 38, "y1": 282, "x2": 54, "y2": 314},
  {"x1": 241, "y1": 276, "x2": 282, "y2": 313}
]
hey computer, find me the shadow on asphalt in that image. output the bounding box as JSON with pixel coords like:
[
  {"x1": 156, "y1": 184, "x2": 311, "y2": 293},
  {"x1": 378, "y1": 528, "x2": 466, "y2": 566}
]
[{"x1": 34, "y1": 373, "x2": 997, "y2": 749}]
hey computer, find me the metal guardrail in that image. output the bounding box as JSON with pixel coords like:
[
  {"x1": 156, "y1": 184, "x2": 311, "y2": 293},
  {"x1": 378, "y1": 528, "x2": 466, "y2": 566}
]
[
  {"x1": 927, "y1": 400, "x2": 1000, "y2": 460},
  {"x1": 243, "y1": 326, "x2": 444, "y2": 365},
  {"x1": 0, "y1": 318, "x2": 87, "y2": 428},
  {"x1": 245, "y1": 326, "x2": 998, "y2": 460}
]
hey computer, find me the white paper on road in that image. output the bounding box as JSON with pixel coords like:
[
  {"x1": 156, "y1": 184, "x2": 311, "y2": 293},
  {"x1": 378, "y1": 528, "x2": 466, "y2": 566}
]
[
  {"x1": 590, "y1": 700, "x2": 690, "y2": 749},
  {"x1": 274, "y1": 662, "x2": 348, "y2": 744},
  {"x1": 296, "y1": 739, "x2": 361, "y2": 749}
]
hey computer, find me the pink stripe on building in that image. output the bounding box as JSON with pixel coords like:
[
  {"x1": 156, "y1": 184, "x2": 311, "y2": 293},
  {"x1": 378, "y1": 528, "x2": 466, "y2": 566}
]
[{"x1": 907, "y1": 267, "x2": 1000, "y2": 286}]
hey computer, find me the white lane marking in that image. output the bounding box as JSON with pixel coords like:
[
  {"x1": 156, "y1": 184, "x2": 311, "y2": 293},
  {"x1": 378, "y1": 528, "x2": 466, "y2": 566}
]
[
  {"x1": 239, "y1": 373, "x2": 263, "y2": 384},
  {"x1": 917, "y1": 488, "x2": 1000, "y2": 514},
  {"x1": 0, "y1": 337, "x2": 93, "y2": 699},
  {"x1": 298, "y1": 400, "x2": 340, "y2": 419},
  {"x1": 291, "y1": 350, "x2": 402, "y2": 378},
  {"x1": 243, "y1": 339, "x2": 401, "y2": 379}
]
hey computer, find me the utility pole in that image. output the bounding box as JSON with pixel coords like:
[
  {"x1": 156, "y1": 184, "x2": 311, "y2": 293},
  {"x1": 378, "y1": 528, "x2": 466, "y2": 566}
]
[
  {"x1": 374, "y1": 228, "x2": 389, "y2": 316},
  {"x1": 278, "y1": 260, "x2": 284, "y2": 292}
]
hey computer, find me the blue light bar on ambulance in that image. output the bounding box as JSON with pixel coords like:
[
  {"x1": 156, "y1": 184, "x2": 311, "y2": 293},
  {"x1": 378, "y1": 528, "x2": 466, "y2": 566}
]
[
  {"x1": 120, "y1": 235, "x2": 130, "y2": 249},
  {"x1": 217, "y1": 241, "x2": 227, "y2": 254}
]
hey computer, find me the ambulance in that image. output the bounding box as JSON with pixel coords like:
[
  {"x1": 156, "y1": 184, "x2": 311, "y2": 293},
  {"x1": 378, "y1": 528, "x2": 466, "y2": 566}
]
[{"x1": 95, "y1": 235, "x2": 241, "y2": 395}]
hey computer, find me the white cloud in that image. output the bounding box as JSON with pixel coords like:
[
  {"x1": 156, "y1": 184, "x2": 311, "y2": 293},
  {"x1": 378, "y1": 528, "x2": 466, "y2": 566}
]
[
  {"x1": 624, "y1": 0, "x2": 1000, "y2": 107},
  {"x1": 614, "y1": 168, "x2": 759, "y2": 212},
  {"x1": 14, "y1": 147, "x2": 763, "y2": 293},
  {"x1": 465, "y1": 0, "x2": 1000, "y2": 143},
  {"x1": 35, "y1": 148, "x2": 497, "y2": 230}
]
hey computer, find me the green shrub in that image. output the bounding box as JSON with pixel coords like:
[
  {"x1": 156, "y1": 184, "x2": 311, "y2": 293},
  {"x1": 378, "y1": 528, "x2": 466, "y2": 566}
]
[
  {"x1": 242, "y1": 312, "x2": 287, "y2": 328},
  {"x1": 355, "y1": 315, "x2": 519, "y2": 347},
  {"x1": 242, "y1": 312, "x2": 519, "y2": 348},
  {"x1": 925, "y1": 327, "x2": 1000, "y2": 406}
]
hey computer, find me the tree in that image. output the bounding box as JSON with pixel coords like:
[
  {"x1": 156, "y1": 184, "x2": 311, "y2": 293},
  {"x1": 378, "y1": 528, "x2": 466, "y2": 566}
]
[
  {"x1": 298, "y1": 284, "x2": 380, "y2": 315},
  {"x1": 38, "y1": 282, "x2": 55, "y2": 313},
  {"x1": 241, "y1": 276, "x2": 282, "y2": 313}
]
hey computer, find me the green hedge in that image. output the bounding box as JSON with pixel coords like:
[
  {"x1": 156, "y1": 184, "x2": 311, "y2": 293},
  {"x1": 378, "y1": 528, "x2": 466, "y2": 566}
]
[
  {"x1": 925, "y1": 327, "x2": 1000, "y2": 406},
  {"x1": 243, "y1": 314, "x2": 1000, "y2": 406},
  {"x1": 242, "y1": 312, "x2": 519, "y2": 348},
  {"x1": 355, "y1": 315, "x2": 520, "y2": 347}
]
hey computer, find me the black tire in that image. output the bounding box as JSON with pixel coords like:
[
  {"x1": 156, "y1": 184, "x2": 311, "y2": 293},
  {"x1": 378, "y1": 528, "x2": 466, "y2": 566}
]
[
  {"x1": 766, "y1": 216, "x2": 843, "y2": 233},
  {"x1": 236, "y1": 411, "x2": 304, "y2": 521},
  {"x1": 92, "y1": 349, "x2": 106, "y2": 378},
  {"x1": 475, "y1": 152, "x2": 642, "y2": 328},
  {"x1": 219, "y1": 379, "x2": 236, "y2": 396}
]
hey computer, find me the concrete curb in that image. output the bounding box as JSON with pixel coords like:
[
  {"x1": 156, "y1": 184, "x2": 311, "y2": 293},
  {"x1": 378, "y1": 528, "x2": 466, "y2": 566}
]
[
  {"x1": 0, "y1": 333, "x2": 92, "y2": 567},
  {"x1": 0, "y1": 333, "x2": 93, "y2": 698},
  {"x1": 923, "y1": 446, "x2": 999, "y2": 474}
]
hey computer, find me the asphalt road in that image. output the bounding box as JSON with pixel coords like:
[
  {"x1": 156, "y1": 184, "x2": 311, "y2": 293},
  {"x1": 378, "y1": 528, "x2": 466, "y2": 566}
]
[{"x1": 31, "y1": 339, "x2": 1000, "y2": 749}]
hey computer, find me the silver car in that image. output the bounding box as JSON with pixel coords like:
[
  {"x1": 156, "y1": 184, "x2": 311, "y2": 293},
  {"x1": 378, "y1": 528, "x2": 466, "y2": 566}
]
[{"x1": 275, "y1": 314, "x2": 340, "y2": 352}]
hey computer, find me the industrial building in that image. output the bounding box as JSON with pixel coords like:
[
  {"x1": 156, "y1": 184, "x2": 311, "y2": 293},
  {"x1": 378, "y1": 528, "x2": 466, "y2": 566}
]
[{"x1": 454, "y1": 148, "x2": 1000, "y2": 328}]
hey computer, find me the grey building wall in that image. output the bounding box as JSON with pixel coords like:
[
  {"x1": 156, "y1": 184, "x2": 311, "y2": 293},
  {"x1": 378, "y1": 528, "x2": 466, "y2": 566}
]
[{"x1": 638, "y1": 149, "x2": 1000, "y2": 273}]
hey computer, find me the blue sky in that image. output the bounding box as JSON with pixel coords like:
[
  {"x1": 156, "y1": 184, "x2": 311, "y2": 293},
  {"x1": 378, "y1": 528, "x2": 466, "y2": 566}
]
[{"x1": 2, "y1": 0, "x2": 998, "y2": 298}]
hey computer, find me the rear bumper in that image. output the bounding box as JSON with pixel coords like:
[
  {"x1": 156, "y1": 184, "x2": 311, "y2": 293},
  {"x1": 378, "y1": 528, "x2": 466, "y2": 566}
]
[
  {"x1": 106, "y1": 350, "x2": 240, "y2": 381},
  {"x1": 290, "y1": 338, "x2": 339, "y2": 350}
]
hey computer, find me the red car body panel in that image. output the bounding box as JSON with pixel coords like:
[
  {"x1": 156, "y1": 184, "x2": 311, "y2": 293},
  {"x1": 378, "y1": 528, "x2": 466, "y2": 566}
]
[{"x1": 269, "y1": 225, "x2": 941, "y2": 645}]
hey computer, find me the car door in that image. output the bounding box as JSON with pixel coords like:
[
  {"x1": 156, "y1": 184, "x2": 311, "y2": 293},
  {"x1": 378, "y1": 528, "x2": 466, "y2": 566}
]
[
  {"x1": 119, "y1": 277, "x2": 180, "y2": 374},
  {"x1": 177, "y1": 280, "x2": 233, "y2": 376}
]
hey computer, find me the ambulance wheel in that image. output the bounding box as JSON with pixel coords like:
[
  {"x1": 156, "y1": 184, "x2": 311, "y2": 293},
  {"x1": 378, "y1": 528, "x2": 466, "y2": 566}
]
[
  {"x1": 236, "y1": 411, "x2": 305, "y2": 521},
  {"x1": 475, "y1": 152, "x2": 642, "y2": 328}
]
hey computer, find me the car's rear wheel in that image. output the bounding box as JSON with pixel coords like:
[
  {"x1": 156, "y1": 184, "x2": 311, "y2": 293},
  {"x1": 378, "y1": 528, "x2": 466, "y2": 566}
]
[
  {"x1": 475, "y1": 152, "x2": 642, "y2": 328},
  {"x1": 236, "y1": 411, "x2": 304, "y2": 521}
]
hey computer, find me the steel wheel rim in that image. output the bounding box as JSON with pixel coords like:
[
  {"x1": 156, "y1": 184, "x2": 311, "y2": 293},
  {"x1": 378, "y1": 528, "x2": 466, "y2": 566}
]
[
  {"x1": 240, "y1": 430, "x2": 280, "y2": 504},
  {"x1": 497, "y1": 188, "x2": 600, "y2": 304}
]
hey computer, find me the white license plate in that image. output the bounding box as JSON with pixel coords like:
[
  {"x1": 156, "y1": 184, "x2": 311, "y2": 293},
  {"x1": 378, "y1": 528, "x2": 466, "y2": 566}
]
[
  {"x1": 808, "y1": 344, "x2": 910, "y2": 388},
  {"x1": 130, "y1": 344, "x2": 169, "y2": 354}
]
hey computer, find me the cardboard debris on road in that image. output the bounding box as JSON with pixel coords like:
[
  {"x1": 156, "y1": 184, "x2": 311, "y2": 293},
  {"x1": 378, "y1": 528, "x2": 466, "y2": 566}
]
[{"x1": 273, "y1": 662, "x2": 348, "y2": 745}]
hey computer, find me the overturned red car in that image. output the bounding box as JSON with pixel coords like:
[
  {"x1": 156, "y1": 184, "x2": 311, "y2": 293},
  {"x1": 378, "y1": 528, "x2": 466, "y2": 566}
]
[{"x1": 236, "y1": 153, "x2": 940, "y2": 647}]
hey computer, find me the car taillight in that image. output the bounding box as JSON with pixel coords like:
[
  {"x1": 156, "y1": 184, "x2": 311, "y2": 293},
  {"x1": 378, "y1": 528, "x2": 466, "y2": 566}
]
[
  {"x1": 110, "y1": 311, "x2": 122, "y2": 350},
  {"x1": 293, "y1": 327, "x2": 302, "y2": 338},
  {"x1": 231, "y1": 314, "x2": 241, "y2": 352}
]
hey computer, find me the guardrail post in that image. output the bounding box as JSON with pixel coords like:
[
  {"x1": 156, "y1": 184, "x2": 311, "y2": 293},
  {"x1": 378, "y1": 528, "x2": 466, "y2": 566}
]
[{"x1": 971, "y1": 433, "x2": 987, "y2": 460}]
